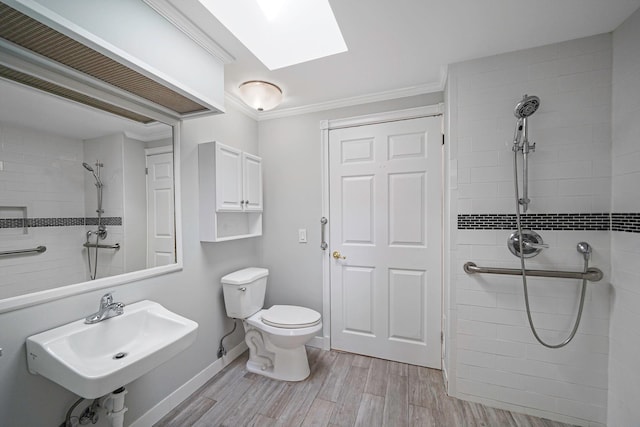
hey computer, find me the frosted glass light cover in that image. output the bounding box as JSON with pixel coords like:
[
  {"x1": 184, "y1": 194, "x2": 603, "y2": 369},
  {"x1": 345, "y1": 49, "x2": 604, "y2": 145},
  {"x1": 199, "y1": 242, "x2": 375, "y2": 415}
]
[{"x1": 238, "y1": 80, "x2": 283, "y2": 111}]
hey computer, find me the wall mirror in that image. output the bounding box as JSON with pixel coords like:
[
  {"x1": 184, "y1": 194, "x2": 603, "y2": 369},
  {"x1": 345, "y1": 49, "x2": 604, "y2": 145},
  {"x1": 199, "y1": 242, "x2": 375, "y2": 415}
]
[{"x1": 0, "y1": 76, "x2": 181, "y2": 312}]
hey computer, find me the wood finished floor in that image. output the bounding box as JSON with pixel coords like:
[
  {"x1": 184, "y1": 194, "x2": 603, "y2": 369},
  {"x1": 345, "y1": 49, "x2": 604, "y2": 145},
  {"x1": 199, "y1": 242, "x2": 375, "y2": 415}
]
[{"x1": 155, "y1": 348, "x2": 575, "y2": 427}]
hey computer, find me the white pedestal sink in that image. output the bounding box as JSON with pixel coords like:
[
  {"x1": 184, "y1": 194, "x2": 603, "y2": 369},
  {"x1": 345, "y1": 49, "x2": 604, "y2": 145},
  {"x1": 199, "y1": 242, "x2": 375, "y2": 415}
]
[{"x1": 26, "y1": 300, "x2": 198, "y2": 399}]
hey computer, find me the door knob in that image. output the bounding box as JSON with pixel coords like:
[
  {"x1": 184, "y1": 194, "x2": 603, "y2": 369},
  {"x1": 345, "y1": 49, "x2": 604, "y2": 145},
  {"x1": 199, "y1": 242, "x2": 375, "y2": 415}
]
[{"x1": 332, "y1": 251, "x2": 346, "y2": 260}]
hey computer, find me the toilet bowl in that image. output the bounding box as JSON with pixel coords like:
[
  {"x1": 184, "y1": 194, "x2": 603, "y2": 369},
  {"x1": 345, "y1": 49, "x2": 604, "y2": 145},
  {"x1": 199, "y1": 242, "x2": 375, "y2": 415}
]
[{"x1": 221, "y1": 268, "x2": 322, "y2": 381}]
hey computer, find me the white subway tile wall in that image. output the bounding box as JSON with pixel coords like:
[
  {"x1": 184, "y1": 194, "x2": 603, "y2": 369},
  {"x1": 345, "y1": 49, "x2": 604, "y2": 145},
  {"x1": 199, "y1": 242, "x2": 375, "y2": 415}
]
[
  {"x1": 0, "y1": 123, "x2": 86, "y2": 298},
  {"x1": 447, "y1": 33, "x2": 613, "y2": 425},
  {"x1": 609, "y1": 6, "x2": 640, "y2": 427}
]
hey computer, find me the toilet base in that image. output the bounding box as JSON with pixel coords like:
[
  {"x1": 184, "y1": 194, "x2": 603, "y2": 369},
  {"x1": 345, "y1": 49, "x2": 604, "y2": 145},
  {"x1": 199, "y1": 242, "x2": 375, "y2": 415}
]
[
  {"x1": 243, "y1": 323, "x2": 313, "y2": 381},
  {"x1": 245, "y1": 345, "x2": 310, "y2": 381}
]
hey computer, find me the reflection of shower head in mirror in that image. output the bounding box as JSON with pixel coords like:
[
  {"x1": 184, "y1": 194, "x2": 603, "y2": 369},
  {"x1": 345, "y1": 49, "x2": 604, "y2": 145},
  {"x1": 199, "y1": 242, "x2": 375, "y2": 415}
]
[{"x1": 82, "y1": 162, "x2": 103, "y2": 187}]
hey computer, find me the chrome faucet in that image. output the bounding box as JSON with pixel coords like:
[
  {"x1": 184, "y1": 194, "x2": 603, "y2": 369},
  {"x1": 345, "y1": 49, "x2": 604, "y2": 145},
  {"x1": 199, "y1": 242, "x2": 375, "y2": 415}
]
[{"x1": 84, "y1": 293, "x2": 125, "y2": 324}]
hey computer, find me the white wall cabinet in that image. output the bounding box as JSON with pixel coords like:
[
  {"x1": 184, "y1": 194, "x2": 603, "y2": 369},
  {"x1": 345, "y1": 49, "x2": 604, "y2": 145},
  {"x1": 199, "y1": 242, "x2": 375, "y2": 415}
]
[
  {"x1": 241, "y1": 152, "x2": 263, "y2": 211},
  {"x1": 199, "y1": 141, "x2": 262, "y2": 241},
  {"x1": 214, "y1": 144, "x2": 263, "y2": 212}
]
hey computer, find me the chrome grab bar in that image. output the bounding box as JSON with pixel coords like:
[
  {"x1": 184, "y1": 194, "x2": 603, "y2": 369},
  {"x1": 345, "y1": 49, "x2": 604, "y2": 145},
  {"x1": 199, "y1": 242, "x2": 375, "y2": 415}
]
[
  {"x1": 320, "y1": 217, "x2": 328, "y2": 250},
  {"x1": 463, "y1": 262, "x2": 603, "y2": 282},
  {"x1": 0, "y1": 245, "x2": 46, "y2": 257},
  {"x1": 83, "y1": 242, "x2": 120, "y2": 250}
]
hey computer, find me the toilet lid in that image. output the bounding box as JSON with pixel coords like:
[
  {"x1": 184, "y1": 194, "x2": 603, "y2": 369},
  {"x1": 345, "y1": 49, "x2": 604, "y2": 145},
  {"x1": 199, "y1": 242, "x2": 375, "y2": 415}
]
[{"x1": 261, "y1": 305, "x2": 321, "y2": 329}]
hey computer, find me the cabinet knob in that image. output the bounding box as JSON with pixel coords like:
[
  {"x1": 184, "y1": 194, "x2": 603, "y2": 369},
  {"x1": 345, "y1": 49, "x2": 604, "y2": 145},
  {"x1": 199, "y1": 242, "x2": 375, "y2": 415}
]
[
  {"x1": 245, "y1": 200, "x2": 249, "y2": 205},
  {"x1": 240, "y1": 200, "x2": 245, "y2": 205}
]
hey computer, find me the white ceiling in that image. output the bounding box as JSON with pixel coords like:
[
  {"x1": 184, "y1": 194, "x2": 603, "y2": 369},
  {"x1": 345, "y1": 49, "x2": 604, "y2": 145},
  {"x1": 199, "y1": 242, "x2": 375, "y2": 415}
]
[{"x1": 169, "y1": 0, "x2": 640, "y2": 117}]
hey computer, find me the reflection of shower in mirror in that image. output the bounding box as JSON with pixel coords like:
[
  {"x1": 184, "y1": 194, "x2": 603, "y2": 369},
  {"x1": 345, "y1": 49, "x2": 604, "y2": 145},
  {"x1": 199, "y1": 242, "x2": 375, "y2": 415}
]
[
  {"x1": 0, "y1": 75, "x2": 175, "y2": 301},
  {"x1": 83, "y1": 161, "x2": 107, "y2": 280}
]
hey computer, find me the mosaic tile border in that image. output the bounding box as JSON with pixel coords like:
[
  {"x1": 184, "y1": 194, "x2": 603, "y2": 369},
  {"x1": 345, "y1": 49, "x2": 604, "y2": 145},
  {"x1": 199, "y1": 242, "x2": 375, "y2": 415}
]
[
  {"x1": 457, "y1": 213, "x2": 610, "y2": 231},
  {"x1": 0, "y1": 217, "x2": 122, "y2": 229},
  {"x1": 458, "y1": 213, "x2": 640, "y2": 233},
  {"x1": 612, "y1": 213, "x2": 640, "y2": 233},
  {"x1": 457, "y1": 213, "x2": 640, "y2": 233}
]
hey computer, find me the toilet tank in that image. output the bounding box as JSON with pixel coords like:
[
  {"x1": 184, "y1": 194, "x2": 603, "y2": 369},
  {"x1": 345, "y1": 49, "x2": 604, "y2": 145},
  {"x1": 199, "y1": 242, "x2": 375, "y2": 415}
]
[{"x1": 221, "y1": 267, "x2": 269, "y2": 319}]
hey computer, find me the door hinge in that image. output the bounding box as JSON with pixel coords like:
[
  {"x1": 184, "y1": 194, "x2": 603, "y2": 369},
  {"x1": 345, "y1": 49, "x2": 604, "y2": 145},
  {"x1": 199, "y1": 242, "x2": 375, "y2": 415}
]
[
  {"x1": 441, "y1": 332, "x2": 444, "y2": 343},
  {"x1": 442, "y1": 134, "x2": 445, "y2": 145},
  {"x1": 145, "y1": 167, "x2": 148, "y2": 175}
]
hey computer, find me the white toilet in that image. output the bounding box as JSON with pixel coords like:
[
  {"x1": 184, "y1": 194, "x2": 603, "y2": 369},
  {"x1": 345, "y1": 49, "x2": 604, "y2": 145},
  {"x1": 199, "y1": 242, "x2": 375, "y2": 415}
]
[{"x1": 221, "y1": 267, "x2": 322, "y2": 381}]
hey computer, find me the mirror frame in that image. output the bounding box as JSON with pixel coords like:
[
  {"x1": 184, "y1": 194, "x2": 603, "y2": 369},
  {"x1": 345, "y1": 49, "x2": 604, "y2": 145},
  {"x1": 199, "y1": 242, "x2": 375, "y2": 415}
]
[{"x1": 0, "y1": 121, "x2": 183, "y2": 314}]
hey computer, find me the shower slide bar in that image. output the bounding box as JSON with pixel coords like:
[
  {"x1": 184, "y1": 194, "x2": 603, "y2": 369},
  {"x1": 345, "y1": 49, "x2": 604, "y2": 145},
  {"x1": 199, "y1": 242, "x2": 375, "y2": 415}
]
[
  {"x1": 0, "y1": 245, "x2": 47, "y2": 257},
  {"x1": 83, "y1": 242, "x2": 120, "y2": 250},
  {"x1": 463, "y1": 262, "x2": 603, "y2": 282}
]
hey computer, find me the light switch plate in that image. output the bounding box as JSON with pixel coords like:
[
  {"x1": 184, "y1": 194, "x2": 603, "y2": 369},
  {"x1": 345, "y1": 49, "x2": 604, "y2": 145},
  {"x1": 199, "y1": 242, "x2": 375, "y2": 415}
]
[{"x1": 298, "y1": 228, "x2": 307, "y2": 243}]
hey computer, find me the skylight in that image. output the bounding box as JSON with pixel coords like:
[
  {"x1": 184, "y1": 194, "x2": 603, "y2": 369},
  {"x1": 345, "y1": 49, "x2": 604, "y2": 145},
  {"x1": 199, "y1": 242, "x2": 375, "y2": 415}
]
[{"x1": 198, "y1": 0, "x2": 348, "y2": 70}]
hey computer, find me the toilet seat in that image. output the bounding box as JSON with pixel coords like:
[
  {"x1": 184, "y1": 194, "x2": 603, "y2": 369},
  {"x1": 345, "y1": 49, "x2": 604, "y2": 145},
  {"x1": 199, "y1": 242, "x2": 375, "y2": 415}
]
[{"x1": 261, "y1": 305, "x2": 321, "y2": 329}]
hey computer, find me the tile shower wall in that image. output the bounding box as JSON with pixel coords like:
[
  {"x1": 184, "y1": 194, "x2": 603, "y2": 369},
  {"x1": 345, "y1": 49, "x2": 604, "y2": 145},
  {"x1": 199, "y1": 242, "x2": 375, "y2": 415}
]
[
  {"x1": 609, "y1": 7, "x2": 640, "y2": 426},
  {"x1": 446, "y1": 34, "x2": 612, "y2": 426},
  {"x1": 0, "y1": 123, "x2": 87, "y2": 298}
]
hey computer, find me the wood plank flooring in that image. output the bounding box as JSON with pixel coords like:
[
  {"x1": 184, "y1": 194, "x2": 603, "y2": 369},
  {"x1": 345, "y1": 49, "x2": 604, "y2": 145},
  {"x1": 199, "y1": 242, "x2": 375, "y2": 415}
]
[{"x1": 155, "y1": 348, "x2": 575, "y2": 427}]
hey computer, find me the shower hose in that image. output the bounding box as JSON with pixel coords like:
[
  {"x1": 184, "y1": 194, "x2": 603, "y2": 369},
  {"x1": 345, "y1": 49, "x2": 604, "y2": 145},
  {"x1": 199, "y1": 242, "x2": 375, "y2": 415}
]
[
  {"x1": 86, "y1": 232, "x2": 99, "y2": 280},
  {"x1": 513, "y1": 151, "x2": 588, "y2": 349}
]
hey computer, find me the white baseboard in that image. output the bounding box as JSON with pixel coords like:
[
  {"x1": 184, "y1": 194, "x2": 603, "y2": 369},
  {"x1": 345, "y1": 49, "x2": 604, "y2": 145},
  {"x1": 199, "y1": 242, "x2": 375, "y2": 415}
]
[
  {"x1": 442, "y1": 364, "x2": 449, "y2": 394},
  {"x1": 307, "y1": 335, "x2": 330, "y2": 350},
  {"x1": 130, "y1": 341, "x2": 248, "y2": 427}
]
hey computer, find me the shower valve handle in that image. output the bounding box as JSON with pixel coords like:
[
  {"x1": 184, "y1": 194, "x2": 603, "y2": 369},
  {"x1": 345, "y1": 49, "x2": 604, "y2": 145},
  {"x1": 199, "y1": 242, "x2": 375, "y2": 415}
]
[{"x1": 522, "y1": 241, "x2": 549, "y2": 250}]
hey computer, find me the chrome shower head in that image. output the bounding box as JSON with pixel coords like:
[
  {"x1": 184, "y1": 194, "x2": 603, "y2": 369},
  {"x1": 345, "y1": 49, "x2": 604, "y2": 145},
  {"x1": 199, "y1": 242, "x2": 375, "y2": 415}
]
[
  {"x1": 82, "y1": 162, "x2": 94, "y2": 172},
  {"x1": 514, "y1": 94, "x2": 540, "y2": 119}
]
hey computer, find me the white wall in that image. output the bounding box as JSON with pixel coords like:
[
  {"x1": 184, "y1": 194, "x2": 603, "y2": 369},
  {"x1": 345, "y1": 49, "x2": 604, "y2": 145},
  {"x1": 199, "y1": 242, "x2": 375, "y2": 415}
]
[
  {"x1": 608, "y1": 7, "x2": 640, "y2": 426},
  {"x1": 445, "y1": 34, "x2": 612, "y2": 425},
  {"x1": 257, "y1": 94, "x2": 443, "y2": 334},
  {"x1": 0, "y1": 123, "x2": 86, "y2": 298},
  {"x1": 0, "y1": 103, "x2": 259, "y2": 427},
  {"x1": 123, "y1": 135, "x2": 147, "y2": 273}
]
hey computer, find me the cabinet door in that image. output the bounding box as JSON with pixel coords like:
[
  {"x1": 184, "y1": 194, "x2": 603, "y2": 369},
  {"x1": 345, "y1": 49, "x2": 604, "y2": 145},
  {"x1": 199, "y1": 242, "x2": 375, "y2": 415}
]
[
  {"x1": 215, "y1": 142, "x2": 243, "y2": 211},
  {"x1": 242, "y1": 153, "x2": 263, "y2": 211}
]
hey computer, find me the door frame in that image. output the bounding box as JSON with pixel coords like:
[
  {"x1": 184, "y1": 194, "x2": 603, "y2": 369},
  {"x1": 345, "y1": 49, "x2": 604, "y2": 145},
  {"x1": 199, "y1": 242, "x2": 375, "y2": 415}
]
[{"x1": 319, "y1": 104, "x2": 444, "y2": 353}]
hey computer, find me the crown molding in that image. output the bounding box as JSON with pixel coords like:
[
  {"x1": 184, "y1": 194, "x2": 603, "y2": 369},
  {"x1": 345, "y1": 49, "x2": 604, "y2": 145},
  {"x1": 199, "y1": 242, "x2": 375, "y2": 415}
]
[
  {"x1": 225, "y1": 66, "x2": 448, "y2": 122},
  {"x1": 224, "y1": 92, "x2": 259, "y2": 120},
  {"x1": 258, "y1": 70, "x2": 447, "y2": 121},
  {"x1": 142, "y1": 0, "x2": 235, "y2": 64},
  {"x1": 124, "y1": 123, "x2": 173, "y2": 142}
]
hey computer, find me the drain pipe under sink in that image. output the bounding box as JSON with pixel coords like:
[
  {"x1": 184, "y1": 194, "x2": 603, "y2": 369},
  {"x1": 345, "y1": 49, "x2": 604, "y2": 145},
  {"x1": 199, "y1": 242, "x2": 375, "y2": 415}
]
[{"x1": 99, "y1": 387, "x2": 128, "y2": 427}]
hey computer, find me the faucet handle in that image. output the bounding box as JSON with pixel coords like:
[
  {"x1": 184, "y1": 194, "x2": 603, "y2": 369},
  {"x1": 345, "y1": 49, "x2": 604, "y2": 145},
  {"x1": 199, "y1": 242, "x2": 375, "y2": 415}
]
[
  {"x1": 99, "y1": 293, "x2": 113, "y2": 308},
  {"x1": 114, "y1": 302, "x2": 125, "y2": 314}
]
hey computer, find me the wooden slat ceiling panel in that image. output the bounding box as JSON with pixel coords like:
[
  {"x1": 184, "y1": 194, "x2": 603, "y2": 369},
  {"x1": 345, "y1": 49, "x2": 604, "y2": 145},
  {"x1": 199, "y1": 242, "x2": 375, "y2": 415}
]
[{"x1": 0, "y1": 3, "x2": 207, "y2": 115}]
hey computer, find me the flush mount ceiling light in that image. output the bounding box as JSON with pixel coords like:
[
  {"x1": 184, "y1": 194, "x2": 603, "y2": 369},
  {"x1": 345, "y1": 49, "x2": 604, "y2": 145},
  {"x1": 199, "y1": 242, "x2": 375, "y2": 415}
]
[
  {"x1": 198, "y1": 0, "x2": 348, "y2": 70},
  {"x1": 238, "y1": 80, "x2": 283, "y2": 111}
]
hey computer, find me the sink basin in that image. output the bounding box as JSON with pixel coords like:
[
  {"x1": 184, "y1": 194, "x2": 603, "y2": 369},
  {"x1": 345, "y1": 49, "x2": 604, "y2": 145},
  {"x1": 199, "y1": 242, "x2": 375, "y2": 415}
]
[{"x1": 26, "y1": 300, "x2": 198, "y2": 398}]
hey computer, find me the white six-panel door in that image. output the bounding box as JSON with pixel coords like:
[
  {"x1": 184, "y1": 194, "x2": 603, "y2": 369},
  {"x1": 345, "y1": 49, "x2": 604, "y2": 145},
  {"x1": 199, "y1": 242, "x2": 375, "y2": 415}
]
[
  {"x1": 146, "y1": 151, "x2": 175, "y2": 267},
  {"x1": 329, "y1": 116, "x2": 442, "y2": 368}
]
